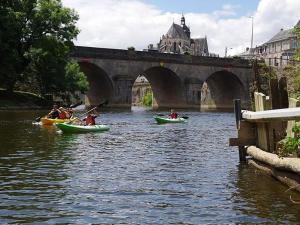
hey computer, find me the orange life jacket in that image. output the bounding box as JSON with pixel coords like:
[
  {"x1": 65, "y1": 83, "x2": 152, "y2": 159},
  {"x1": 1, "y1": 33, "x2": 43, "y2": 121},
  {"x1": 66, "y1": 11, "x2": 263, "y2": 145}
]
[
  {"x1": 58, "y1": 111, "x2": 67, "y2": 119},
  {"x1": 85, "y1": 115, "x2": 96, "y2": 125}
]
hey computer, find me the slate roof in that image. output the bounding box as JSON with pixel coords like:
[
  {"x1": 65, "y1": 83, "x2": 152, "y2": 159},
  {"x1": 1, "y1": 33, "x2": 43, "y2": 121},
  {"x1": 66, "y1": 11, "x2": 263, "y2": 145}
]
[
  {"x1": 166, "y1": 23, "x2": 189, "y2": 40},
  {"x1": 266, "y1": 28, "x2": 296, "y2": 44}
]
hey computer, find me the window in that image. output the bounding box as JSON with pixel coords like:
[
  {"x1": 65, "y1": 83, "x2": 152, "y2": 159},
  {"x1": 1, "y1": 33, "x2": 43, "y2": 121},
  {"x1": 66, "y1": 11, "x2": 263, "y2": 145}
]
[
  {"x1": 274, "y1": 57, "x2": 278, "y2": 66},
  {"x1": 291, "y1": 39, "x2": 297, "y2": 49}
]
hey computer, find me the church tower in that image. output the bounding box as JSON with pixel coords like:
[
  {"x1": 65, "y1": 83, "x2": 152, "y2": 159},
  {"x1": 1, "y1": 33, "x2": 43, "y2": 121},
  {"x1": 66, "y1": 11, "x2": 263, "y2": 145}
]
[
  {"x1": 181, "y1": 14, "x2": 190, "y2": 38},
  {"x1": 181, "y1": 14, "x2": 185, "y2": 26}
]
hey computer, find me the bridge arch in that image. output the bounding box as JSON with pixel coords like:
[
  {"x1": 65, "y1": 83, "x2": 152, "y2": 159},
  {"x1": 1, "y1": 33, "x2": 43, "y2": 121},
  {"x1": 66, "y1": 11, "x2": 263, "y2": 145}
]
[
  {"x1": 78, "y1": 61, "x2": 113, "y2": 107},
  {"x1": 137, "y1": 66, "x2": 185, "y2": 109},
  {"x1": 201, "y1": 70, "x2": 246, "y2": 111}
]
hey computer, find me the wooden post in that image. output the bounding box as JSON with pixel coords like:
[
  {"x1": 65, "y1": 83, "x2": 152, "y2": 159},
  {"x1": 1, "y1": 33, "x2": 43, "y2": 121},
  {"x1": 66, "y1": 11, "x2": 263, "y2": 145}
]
[
  {"x1": 287, "y1": 98, "x2": 299, "y2": 137},
  {"x1": 268, "y1": 78, "x2": 289, "y2": 152},
  {"x1": 270, "y1": 79, "x2": 279, "y2": 109},
  {"x1": 239, "y1": 146, "x2": 247, "y2": 162},
  {"x1": 234, "y1": 99, "x2": 241, "y2": 129},
  {"x1": 254, "y1": 92, "x2": 269, "y2": 151},
  {"x1": 279, "y1": 77, "x2": 289, "y2": 109},
  {"x1": 234, "y1": 99, "x2": 247, "y2": 162}
]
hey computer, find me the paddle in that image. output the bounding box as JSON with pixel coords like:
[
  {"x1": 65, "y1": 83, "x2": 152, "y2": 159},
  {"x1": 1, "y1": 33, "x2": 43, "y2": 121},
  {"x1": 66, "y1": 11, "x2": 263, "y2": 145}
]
[
  {"x1": 69, "y1": 101, "x2": 83, "y2": 109},
  {"x1": 35, "y1": 101, "x2": 83, "y2": 122},
  {"x1": 156, "y1": 113, "x2": 189, "y2": 119},
  {"x1": 70, "y1": 100, "x2": 109, "y2": 122}
]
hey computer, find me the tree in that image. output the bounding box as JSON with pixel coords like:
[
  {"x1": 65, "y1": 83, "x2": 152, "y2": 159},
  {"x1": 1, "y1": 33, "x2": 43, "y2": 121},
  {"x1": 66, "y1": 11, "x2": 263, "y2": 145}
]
[
  {"x1": 142, "y1": 91, "x2": 152, "y2": 107},
  {"x1": 294, "y1": 24, "x2": 300, "y2": 61},
  {"x1": 0, "y1": 0, "x2": 88, "y2": 97},
  {"x1": 127, "y1": 46, "x2": 135, "y2": 51},
  {"x1": 0, "y1": 0, "x2": 27, "y2": 90},
  {"x1": 250, "y1": 59, "x2": 276, "y2": 96},
  {"x1": 282, "y1": 24, "x2": 300, "y2": 98}
]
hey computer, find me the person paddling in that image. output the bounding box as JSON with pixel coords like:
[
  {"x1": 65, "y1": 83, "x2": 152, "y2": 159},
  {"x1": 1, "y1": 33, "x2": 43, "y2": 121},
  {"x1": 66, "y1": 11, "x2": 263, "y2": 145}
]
[
  {"x1": 48, "y1": 104, "x2": 60, "y2": 119},
  {"x1": 58, "y1": 107, "x2": 68, "y2": 119},
  {"x1": 66, "y1": 108, "x2": 74, "y2": 119},
  {"x1": 169, "y1": 109, "x2": 178, "y2": 119},
  {"x1": 83, "y1": 111, "x2": 97, "y2": 126}
]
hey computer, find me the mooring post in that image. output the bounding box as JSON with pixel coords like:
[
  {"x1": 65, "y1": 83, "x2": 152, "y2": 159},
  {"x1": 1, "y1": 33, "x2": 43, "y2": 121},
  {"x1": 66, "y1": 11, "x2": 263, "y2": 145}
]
[
  {"x1": 234, "y1": 99, "x2": 247, "y2": 162},
  {"x1": 234, "y1": 99, "x2": 241, "y2": 129},
  {"x1": 238, "y1": 146, "x2": 247, "y2": 162}
]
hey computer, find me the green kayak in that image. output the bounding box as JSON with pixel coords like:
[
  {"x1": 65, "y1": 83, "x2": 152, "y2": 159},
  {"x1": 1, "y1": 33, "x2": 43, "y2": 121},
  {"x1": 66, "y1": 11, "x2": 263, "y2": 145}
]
[
  {"x1": 56, "y1": 123, "x2": 109, "y2": 133},
  {"x1": 154, "y1": 116, "x2": 187, "y2": 124}
]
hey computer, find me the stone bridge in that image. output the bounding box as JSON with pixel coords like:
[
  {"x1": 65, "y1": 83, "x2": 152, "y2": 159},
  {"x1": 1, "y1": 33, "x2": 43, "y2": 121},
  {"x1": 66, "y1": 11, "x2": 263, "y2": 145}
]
[{"x1": 72, "y1": 46, "x2": 254, "y2": 110}]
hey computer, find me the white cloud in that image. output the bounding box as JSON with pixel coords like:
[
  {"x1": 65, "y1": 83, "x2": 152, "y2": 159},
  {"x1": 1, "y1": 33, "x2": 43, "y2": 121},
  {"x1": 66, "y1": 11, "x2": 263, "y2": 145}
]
[
  {"x1": 62, "y1": 0, "x2": 300, "y2": 56},
  {"x1": 213, "y1": 4, "x2": 238, "y2": 18}
]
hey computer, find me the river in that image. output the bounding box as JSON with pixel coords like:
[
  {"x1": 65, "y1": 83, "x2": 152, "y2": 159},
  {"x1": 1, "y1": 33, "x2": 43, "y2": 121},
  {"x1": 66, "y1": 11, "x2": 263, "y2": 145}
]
[{"x1": 0, "y1": 108, "x2": 299, "y2": 224}]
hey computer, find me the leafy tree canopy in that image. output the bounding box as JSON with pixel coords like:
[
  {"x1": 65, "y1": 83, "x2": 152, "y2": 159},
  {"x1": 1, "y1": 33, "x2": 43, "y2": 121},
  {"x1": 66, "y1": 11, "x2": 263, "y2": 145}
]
[
  {"x1": 282, "y1": 24, "x2": 300, "y2": 98},
  {"x1": 293, "y1": 24, "x2": 300, "y2": 60},
  {"x1": 0, "y1": 0, "x2": 88, "y2": 98}
]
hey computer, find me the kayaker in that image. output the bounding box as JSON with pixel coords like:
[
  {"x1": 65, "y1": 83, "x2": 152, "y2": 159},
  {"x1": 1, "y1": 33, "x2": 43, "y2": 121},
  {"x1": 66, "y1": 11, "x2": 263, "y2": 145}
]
[
  {"x1": 83, "y1": 112, "x2": 97, "y2": 126},
  {"x1": 169, "y1": 109, "x2": 178, "y2": 119},
  {"x1": 66, "y1": 108, "x2": 74, "y2": 119},
  {"x1": 48, "y1": 104, "x2": 59, "y2": 119},
  {"x1": 58, "y1": 107, "x2": 68, "y2": 119}
]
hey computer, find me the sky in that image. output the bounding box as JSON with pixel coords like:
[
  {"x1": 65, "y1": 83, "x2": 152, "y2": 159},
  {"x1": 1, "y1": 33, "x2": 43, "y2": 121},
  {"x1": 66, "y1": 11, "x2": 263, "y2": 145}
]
[
  {"x1": 142, "y1": 0, "x2": 260, "y2": 17},
  {"x1": 62, "y1": 0, "x2": 300, "y2": 56}
]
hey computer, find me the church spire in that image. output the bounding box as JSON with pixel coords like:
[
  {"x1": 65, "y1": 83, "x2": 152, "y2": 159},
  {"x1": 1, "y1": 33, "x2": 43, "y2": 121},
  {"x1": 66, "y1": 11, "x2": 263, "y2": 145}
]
[{"x1": 181, "y1": 13, "x2": 185, "y2": 26}]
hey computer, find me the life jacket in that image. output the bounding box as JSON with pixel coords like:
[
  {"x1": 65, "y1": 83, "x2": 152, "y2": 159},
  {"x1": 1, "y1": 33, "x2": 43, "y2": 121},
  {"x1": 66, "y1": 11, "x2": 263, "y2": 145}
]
[
  {"x1": 58, "y1": 111, "x2": 67, "y2": 119},
  {"x1": 67, "y1": 109, "x2": 73, "y2": 119},
  {"x1": 170, "y1": 112, "x2": 178, "y2": 119},
  {"x1": 49, "y1": 110, "x2": 59, "y2": 119},
  {"x1": 85, "y1": 115, "x2": 96, "y2": 125}
]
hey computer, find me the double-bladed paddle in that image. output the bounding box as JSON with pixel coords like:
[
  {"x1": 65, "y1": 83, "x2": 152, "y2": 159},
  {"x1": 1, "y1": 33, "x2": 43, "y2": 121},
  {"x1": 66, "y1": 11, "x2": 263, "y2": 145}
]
[
  {"x1": 35, "y1": 101, "x2": 83, "y2": 122},
  {"x1": 68, "y1": 100, "x2": 109, "y2": 124},
  {"x1": 77, "y1": 100, "x2": 109, "y2": 118}
]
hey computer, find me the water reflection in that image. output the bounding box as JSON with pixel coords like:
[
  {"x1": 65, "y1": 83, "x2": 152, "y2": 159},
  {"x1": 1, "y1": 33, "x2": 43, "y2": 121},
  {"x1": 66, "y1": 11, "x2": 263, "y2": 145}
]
[
  {"x1": 0, "y1": 110, "x2": 300, "y2": 224},
  {"x1": 233, "y1": 164, "x2": 300, "y2": 223}
]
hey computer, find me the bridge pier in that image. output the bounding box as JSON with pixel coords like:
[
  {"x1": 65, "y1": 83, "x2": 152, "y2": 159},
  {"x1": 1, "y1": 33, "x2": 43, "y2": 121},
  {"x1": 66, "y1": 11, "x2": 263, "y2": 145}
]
[
  {"x1": 185, "y1": 78, "x2": 203, "y2": 109},
  {"x1": 110, "y1": 75, "x2": 134, "y2": 108}
]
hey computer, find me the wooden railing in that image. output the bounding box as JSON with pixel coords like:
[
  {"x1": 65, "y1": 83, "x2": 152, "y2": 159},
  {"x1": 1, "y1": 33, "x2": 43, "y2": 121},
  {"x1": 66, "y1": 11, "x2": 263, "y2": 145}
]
[{"x1": 230, "y1": 91, "x2": 300, "y2": 161}]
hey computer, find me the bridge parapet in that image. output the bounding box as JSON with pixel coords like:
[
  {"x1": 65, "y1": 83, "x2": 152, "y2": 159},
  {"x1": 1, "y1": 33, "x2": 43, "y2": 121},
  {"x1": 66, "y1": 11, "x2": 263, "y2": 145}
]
[{"x1": 73, "y1": 46, "x2": 252, "y2": 68}]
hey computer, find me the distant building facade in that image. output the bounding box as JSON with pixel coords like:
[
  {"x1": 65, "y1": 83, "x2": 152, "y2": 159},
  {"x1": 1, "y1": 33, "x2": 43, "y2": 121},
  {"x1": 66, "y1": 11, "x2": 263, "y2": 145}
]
[
  {"x1": 238, "y1": 20, "x2": 299, "y2": 68},
  {"x1": 147, "y1": 15, "x2": 212, "y2": 56},
  {"x1": 132, "y1": 76, "x2": 152, "y2": 106}
]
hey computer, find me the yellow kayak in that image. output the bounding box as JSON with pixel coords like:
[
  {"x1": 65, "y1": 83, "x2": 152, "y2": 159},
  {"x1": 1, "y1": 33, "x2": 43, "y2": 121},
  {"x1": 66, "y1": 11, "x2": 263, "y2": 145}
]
[{"x1": 41, "y1": 117, "x2": 77, "y2": 125}]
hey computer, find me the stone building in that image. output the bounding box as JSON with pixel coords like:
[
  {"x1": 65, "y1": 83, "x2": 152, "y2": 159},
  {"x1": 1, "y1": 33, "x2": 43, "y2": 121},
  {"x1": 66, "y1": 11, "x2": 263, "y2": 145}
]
[
  {"x1": 239, "y1": 20, "x2": 299, "y2": 68},
  {"x1": 131, "y1": 76, "x2": 152, "y2": 106},
  {"x1": 149, "y1": 15, "x2": 209, "y2": 56}
]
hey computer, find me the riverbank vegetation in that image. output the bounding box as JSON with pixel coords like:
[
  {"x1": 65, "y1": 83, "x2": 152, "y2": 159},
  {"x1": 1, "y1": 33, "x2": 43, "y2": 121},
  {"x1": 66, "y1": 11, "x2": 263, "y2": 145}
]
[
  {"x1": 0, "y1": 89, "x2": 50, "y2": 109},
  {"x1": 142, "y1": 92, "x2": 153, "y2": 107},
  {"x1": 0, "y1": 0, "x2": 88, "y2": 107},
  {"x1": 283, "y1": 24, "x2": 300, "y2": 98}
]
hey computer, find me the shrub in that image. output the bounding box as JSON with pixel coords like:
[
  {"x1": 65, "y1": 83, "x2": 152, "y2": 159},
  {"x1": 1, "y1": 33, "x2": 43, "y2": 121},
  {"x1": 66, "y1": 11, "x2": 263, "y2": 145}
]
[{"x1": 142, "y1": 92, "x2": 152, "y2": 107}]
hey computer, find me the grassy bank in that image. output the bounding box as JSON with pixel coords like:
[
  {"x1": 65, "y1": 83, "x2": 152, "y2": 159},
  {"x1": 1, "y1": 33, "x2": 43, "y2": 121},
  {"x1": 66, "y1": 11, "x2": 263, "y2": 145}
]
[{"x1": 0, "y1": 89, "x2": 52, "y2": 110}]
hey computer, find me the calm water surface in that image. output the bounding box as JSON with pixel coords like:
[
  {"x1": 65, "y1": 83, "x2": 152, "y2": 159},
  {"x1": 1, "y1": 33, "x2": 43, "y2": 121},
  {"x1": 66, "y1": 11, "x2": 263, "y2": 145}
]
[{"x1": 0, "y1": 108, "x2": 300, "y2": 224}]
